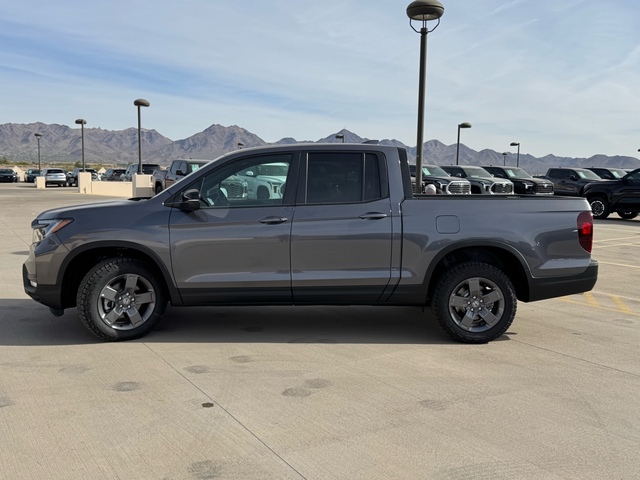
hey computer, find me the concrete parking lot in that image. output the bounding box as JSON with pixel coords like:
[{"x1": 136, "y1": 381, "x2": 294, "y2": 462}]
[{"x1": 1, "y1": 183, "x2": 639, "y2": 479}]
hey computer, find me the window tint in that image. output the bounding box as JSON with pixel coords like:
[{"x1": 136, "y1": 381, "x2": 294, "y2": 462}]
[
  {"x1": 305, "y1": 152, "x2": 384, "y2": 204},
  {"x1": 193, "y1": 154, "x2": 292, "y2": 208}
]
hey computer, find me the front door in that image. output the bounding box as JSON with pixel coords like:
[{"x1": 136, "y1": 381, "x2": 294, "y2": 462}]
[{"x1": 169, "y1": 153, "x2": 297, "y2": 304}]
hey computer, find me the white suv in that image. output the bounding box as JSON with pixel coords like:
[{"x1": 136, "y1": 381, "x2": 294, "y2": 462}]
[{"x1": 42, "y1": 168, "x2": 68, "y2": 187}]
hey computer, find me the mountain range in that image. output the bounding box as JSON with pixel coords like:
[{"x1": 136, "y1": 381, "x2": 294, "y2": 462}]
[{"x1": 2, "y1": 122, "x2": 639, "y2": 175}]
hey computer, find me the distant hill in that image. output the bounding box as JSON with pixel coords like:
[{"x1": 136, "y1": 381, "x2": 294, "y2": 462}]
[{"x1": 1, "y1": 123, "x2": 639, "y2": 174}]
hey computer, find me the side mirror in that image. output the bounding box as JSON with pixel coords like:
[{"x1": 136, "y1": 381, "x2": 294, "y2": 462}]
[
  {"x1": 570, "y1": 175, "x2": 578, "y2": 181},
  {"x1": 169, "y1": 188, "x2": 200, "y2": 211},
  {"x1": 176, "y1": 169, "x2": 185, "y2": 176},
  {"x1": 244, "y1": 170, "x2": 256, "y2": 177}
]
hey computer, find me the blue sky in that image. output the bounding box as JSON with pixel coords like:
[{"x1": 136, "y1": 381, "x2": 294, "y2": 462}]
[{"x1": 1, "y1": 0, "x2": 639, "y2": 158}]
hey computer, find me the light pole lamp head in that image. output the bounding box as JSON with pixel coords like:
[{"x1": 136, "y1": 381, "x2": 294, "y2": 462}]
[
  {"x1": 134, "y1": 98, "x2": 150, "y2": 108},
  {"x1": 459, "y1": 122, "x2": 472, "y2": 129},
  {"x1": 34, "y1": 133, "x2": 42, "y2": 139},
  {"x1": 407, "y1": 0, "x2": 444, "y2": 21},
  {"x1": 75, "y1": 119, "x2": 86, "y2": 125},
  {"x1": 510, "y1": 142, "x2": 519, "y2": 147},
  {"x1": 335, "y1": 133, "x2": 345, "y2": 141}
]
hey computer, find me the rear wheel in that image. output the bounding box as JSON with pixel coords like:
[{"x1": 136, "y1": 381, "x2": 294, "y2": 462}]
[
  {"x1": 589, "y1": 196, "x2": 610, "y2": 219},
  {"x1": 155, "y1": 184, "x2": 163, "y2": 194},
  {"x1": 618, "y1": 211, "x2": 638, "y2": 220},
  {"x1": 431, "y1": 262, "x2": 516, "y2": 343},
  {"x1": 77, "y1": 258, "x2": 167, "y2": 341}
]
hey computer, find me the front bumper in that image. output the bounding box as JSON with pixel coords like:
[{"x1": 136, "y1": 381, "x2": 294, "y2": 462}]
[{"x1": 23, "y1": 263, "x2": 64, "y2": 310}]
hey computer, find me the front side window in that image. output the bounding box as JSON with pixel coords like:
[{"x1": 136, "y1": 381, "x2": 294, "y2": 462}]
[{"x1": 192, "y1": 154, "x2": 292, "y2": 208}]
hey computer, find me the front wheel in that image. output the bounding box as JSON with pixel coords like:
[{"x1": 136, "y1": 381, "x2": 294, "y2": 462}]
[
  {"x1": 618, "y1": 211, "x2": 638, "y2": 220},
  {"x1": 589, "y1": 196, "x2": 610, "y2": 219},
  {"x1": 77, "y1": 258, "x2": 167, "y2": 341},
  {"x1": 431, "y1": 262, "x2": 516, "y2": 343}
]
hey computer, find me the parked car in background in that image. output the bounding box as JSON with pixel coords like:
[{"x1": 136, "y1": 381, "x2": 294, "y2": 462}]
[
  {"x1": 0, "y1": 168, "x2": 19, "y2": 183},
  {"x1": 25, "y1": 169, "x2": 41, "y2": 183},
  {"x1": 103, "y1": 168, "x2": 127, "y2": 181},
  {"x1": 586, "y1": 167, "x2": 629, "y2": 180},
  {"x1": 42, "y1": 168, "x2": 68, "y2": 187},
  {"x1": 237, "y1": 161, "x2": 288, "y2": 200},
  {"x1": 122, "y1": 163, "x2": 161, "y2": 181},
  {"x1": 153, "y1": 159, "x2": 209, "y2": 193},
  {"x1": 538, "y1": 167, "x2": 606, "y2": 197},
  {"x1": 409, "y1": 164, "x2": 471, "y2": 194},
  {"x1": 68, "y1": 168, "x2": 99, "y2": 187},
  {"x1": 441, "y1": 165, "x2": 514, "y2": 194},
  {"x1": 583, "y1": 168, "x2": 640, "y2": 220},
  {"x1": 482, "y1": 166, "x2": 554, "y2": 195}
]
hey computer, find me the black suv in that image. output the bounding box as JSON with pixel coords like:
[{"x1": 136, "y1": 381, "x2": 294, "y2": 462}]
[
  {"x1": 583, "y1": 168, "x2": 640, "y2": 220},
  {"x1": 122, "y1": 163, "x2": 161, "y2": 181},
  {"x1": 68, "y1": 168, "x2": 99, "y2": 187},
  {"x1": 586, "y1": 167, "x2": 629, "y2": 180},
  {"x1": 541, "y1": 168, "x2": 605, "y2": 196},
  {"x1": 482, "y1": 166, "x2": 553, "y2": 195}
]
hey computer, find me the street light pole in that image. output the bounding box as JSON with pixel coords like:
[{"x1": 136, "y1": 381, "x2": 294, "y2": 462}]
[
  {"x1": 407, "y1": 0, "x2": 444, "y2": 194},
  {"x1": 34, "y1": 133, "x2": 42, "y2": 173},
  {"x1": 133, "y1": 99, "x2": 150, "y2": 174},
  {"x1": 510, "y1": 142, "x2": 520, "y2": 167},
  {"x1": 456, "y1": 122, "x2": 471, "y2": 165},
  {"x1": 502, "y1": 152, "x2": 508, "y2": 166},
  {"x1": 75, "y1": 119, "x2": 87, "y2": 171}
]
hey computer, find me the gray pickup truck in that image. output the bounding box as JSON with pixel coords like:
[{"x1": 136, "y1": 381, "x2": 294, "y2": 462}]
[
  {"x1": 24, "y1": 143, "x2": 598, "y2": 344},
  {"x1": 152, "y1": 159, "x2": 209, "y2": 194}
]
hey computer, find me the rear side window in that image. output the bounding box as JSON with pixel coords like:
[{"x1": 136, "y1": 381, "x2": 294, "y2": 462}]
[{"x1": 305, "y1": 152, "x2": 386, "y2": 204}]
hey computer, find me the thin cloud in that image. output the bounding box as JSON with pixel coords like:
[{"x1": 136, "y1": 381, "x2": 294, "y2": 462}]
[{"x1": 0, "y1": 1, "x2": 638, "y2": 158}]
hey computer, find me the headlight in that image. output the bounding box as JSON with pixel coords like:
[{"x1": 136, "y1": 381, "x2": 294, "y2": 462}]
[{"x1": 32, "y1": 218, "x2": 73, "y2": 244}]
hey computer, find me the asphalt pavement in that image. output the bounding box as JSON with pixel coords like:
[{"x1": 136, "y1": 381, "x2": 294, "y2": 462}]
[{"x1": 1, "y1": 183, "x2": 639, "y2": 479}]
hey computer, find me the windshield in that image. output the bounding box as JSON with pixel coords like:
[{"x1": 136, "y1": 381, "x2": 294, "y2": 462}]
[
  {"x1": 577, "y1": 170, "x2": 602, "y2": 180},
  {"x1": 422, "y1": 165, "x2": 449, "y2": 176},
  {"x1": 504, "y1": 167, "x2": 532, "y2": 178},
  {"x1": 0, "y1": 169, "x2": 13, "y2": 174},
  {"x1": 608, "y1": 169, "x2": 628, "y2": 178},
  {"x1": 462, "y1": 166, "x2": 492, "y2": 179},
  {"x1": 258, "y1": 163, "x2": 288, "y2": 176}
]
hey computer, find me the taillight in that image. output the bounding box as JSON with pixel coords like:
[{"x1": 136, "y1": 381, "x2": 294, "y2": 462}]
[{"x1": 577, "y1": 211, "x2": 593, "y2": 252}]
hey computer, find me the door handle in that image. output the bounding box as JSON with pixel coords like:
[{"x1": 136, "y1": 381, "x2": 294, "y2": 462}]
[
  {"x1": 358, "y1": 212, "x2": 388, "y2": 220},
  {"x1": 259, "y1": 216, "x2": 289, "y2": 224}
]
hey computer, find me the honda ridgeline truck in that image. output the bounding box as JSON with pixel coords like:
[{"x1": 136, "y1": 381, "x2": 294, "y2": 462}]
[{"x1": 24, "y1": 143, "x2": 598, "y2": 344}]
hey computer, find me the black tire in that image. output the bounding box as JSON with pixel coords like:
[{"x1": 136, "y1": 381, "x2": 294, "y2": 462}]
[
  {"x1": 589, "y1": 196, "x2": 610, "y2": 219},
  {"x1": 155, "y1": 184, "x2": 163, "y2": 194},
  {"x1": 77, "y1": 258, "x2": 167, "y2": 341},
  {"x1": 618, "y1": 211, "x2": 638, "y2": 220},
  {"x1": 431, "y1": 261, "x2": 516, "y2": 343},
  {"x1": 257, "y1": 186, "x2": 270, "y2": 200}
]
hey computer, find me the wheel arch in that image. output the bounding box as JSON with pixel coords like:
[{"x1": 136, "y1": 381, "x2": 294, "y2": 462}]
[
  {"x1": 58, "y1": 242, "x2": 181, "y2": 310},
  {"x1": 424, "y1": 244, "x2": 531, "y2": 305}
]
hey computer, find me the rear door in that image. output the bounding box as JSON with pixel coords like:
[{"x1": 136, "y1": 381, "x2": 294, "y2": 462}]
[{"x1": 290, "y1": 151, "x2": 393, "y2": 303}]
